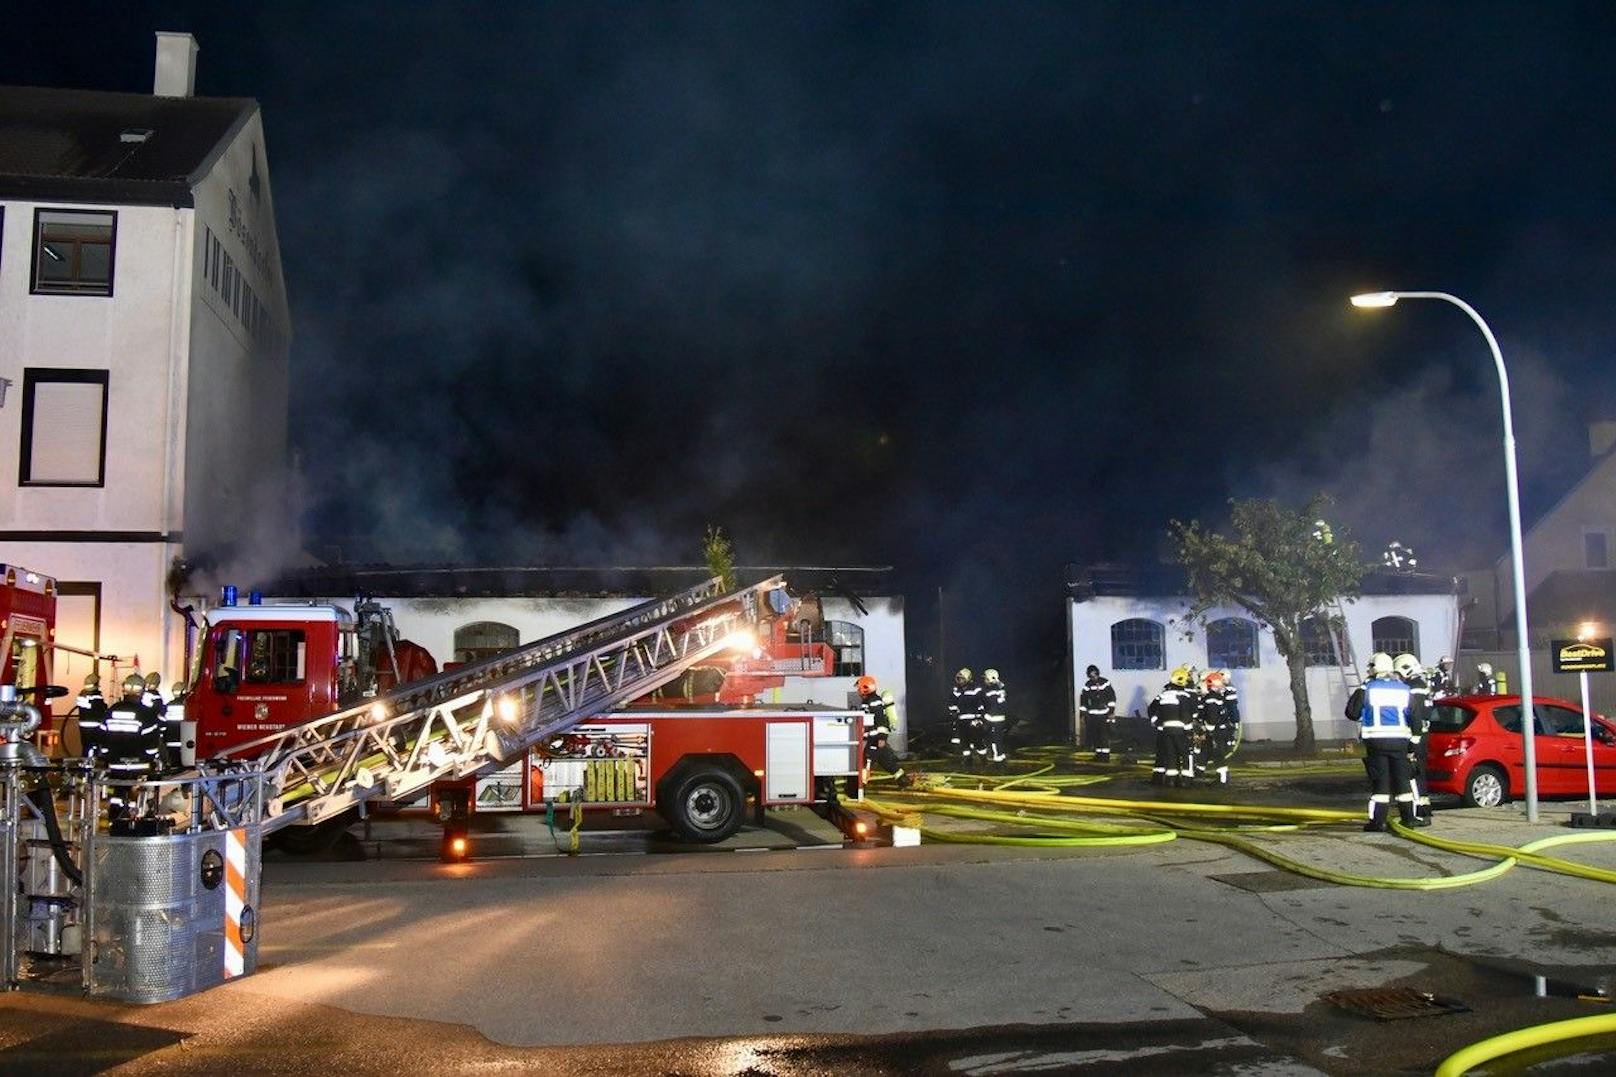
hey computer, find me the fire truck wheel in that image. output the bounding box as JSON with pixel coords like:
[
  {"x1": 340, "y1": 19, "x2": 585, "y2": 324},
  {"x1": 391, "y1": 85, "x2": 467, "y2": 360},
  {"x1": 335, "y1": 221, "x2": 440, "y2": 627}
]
[{"x1": 666, "y1": 767, "x2": 746, "y2": 844}]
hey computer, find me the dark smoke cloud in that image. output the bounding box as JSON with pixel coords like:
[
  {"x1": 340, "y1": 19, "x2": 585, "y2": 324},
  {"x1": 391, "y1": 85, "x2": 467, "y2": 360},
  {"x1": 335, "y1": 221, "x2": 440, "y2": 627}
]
[{"x1": 8, "y1": 3, "x2": 1616, "y2": 729}]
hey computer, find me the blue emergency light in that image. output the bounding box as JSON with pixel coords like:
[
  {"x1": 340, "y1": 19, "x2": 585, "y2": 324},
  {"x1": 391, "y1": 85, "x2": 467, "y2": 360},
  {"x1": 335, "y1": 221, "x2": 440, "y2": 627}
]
[
  {"x1": 221, "y1": 585, "x2": 238, "y2": 607},
  {"x1": 249, "y1": 590, "x2": 263, "y2": 606}
]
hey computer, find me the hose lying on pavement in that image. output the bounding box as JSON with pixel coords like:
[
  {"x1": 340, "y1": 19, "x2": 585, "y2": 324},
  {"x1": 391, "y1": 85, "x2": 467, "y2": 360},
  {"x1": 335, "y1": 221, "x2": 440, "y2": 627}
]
[
  {"x1": 857, "y1": 784, "x2": 1616, "y2": 891},
  {"x1": 1435, "y1": 1012, "x2": 1616, "y2": 1077}
]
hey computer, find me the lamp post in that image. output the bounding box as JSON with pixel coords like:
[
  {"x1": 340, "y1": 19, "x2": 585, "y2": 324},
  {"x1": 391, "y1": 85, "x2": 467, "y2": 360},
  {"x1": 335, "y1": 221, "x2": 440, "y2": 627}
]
[{"x1": 1350, "y1": 291, "x2": 1539, "y2": 821}]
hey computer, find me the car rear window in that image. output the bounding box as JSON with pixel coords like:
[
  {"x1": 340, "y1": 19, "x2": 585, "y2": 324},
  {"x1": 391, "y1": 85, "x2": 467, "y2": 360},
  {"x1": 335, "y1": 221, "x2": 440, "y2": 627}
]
[{"x1": 1426, "y1": 703, "x2": 1476, "y2": 733}]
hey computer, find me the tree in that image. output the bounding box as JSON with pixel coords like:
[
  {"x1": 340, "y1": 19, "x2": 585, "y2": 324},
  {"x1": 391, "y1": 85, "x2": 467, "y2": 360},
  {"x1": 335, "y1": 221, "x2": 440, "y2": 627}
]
[
  {"x1": 1170, "y1": 496, "x2": 1366, "y2": 754},
  {"x1": 702, "y1": 526, "x2": 737, "y2": 592}
]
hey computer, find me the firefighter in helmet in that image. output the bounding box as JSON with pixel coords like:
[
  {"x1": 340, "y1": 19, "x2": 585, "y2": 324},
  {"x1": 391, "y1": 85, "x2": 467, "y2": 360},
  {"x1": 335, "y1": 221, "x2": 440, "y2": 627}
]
[
  {"x1": 1149, "y1": 666, "x2": 1194, "y2": 786},
  {"x1": 981, "y1": 668, "x2": 1007, "y2": 765},
  {"x1": 74, "y1": 672, "x2": 108, "y2": 760},
  {"x1": 102, "y1": 673, "x2": 163, "y2": 817},
  {"x1": 1473, "y1": 662, "x2": 1499, "y2": 696},
  {"x1": 1198, "y1": 670, "x2": 1240, "y2": 783},
  {"x1": 1394, "y1": 653, "x2": 1434, "y2": 823},
  {"x1": 1357, "y1": 653, "x2": 1428, "y2": 830},
  {"x1": 856, "y1": 675, "x2": 911, "y2": 788},
  {"x1": 142, "y1": 672, "x2": 182, "y2": 772},
  {"x1": 948, "y1": 668, "x2": 982, "y2": 765},
  {"x1": 1079, "y1": 664, "x2": 1117, "y2": 762}
]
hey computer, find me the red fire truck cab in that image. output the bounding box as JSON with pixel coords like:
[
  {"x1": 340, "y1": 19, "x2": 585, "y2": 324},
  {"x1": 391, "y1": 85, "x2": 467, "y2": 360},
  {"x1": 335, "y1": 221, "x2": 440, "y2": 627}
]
[{"x1": 186, "y1": 596, "x2": 438, "y2": 760}]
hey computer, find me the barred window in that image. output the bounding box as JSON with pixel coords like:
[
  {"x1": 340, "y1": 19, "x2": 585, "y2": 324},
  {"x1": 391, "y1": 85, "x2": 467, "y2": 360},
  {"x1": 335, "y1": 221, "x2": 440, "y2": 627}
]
[
  {"x1": 1206, "y1": 617, "x2": 1260, "y2": 669},
  {"x1": 1371, "y1": 616, "x2": 1419, "y2": 658},
  {"x1": 1110, "y1": 619, "x2": 1165, "y2": 671},
  {"x1": 1300, "y1": 615, "x2": 1340, "y2": 667},
  {"x1": 454, "y1": 621, "x2": 519, "y2": 664}
]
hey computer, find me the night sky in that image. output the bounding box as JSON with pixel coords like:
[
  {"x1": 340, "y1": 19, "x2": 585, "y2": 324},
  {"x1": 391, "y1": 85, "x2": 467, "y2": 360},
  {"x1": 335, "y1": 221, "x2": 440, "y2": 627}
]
[{"x1": 9, "y1": 3, "x2": 1616, "y2": 724}]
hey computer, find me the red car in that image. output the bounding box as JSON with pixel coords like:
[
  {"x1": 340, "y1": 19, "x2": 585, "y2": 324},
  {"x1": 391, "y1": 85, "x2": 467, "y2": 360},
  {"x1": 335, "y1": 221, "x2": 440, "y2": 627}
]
[{"x1": 1425, "y1": 694, "x2": 1616, "y2": 807}]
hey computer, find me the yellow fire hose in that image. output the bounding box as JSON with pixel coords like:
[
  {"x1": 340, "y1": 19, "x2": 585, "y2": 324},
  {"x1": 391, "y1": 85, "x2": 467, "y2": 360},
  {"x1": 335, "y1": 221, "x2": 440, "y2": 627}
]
[
  {"x1": 858, "y1": 782, "x2": 1616, "y2": 891},
  {"x1": 1435, "y1": 1012, "x2": 1616, "y2": 1076}
]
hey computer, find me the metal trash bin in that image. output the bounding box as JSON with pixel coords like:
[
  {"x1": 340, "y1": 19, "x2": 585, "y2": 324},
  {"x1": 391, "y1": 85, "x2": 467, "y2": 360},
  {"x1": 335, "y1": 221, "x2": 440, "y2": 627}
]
[{"x1": 89, "y1": 825, "x2": 261, "y2": 1003}]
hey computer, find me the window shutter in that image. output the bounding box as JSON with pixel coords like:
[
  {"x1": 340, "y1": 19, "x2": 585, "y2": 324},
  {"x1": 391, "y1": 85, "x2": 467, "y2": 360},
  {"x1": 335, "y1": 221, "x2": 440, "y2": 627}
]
[{"x1": 29, "y1": 380, "x2": 104, "y2": 482}]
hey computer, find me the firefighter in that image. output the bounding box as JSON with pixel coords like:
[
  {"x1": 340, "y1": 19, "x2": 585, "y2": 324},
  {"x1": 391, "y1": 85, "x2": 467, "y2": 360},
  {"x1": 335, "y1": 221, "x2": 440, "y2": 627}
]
[
  {"x1": 142, "y1": 672, "x2": 182, "y2": 771},
  {"x1": 1181, "y1": 666, "x2": 1207, "y2": 780},
  {"x1": 856, "y1": 676, "x2": 911, "y2": 788},
  {"x1": 1394, "y1": 653, "x2": 1433, "y2": 823},
  {"x1": 1431, "y1": 656, "x2": 1457, "y2": 698},
  {"x1": 949, "y1": 668, "x2": 983, "y2": 767},
  {"x1": 982, "y1": 668, "x2": 1007, "y2": 764},
  {"x1": 1473, "y1": 662, "x2": 1499, "y2": 696},
  {"x1": 1079, "y1": 664, "x2": 1117, "y2": 762},
  {"x1": 74, "y1": 672, "x2": 108, "y2": 760},
  {"x1": 1357, "y1": 653, "x2": 1429, "y2": 831},
  {"x1": 1149, "y1": 666, "x2": 1194, "y2": 787},
  {"x1": 1199, "y1": 670, "x2": 1240, "y2": 784},
  {"x1": 102, "y1": 674, "x2": 163, "y2": 817}
]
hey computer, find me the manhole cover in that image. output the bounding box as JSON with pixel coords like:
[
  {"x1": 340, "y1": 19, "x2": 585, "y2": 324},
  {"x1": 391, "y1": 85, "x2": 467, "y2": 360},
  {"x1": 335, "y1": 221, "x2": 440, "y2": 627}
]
[{"x1": 1320, "y1": 986, "x2": 1470, "y2": 1020}]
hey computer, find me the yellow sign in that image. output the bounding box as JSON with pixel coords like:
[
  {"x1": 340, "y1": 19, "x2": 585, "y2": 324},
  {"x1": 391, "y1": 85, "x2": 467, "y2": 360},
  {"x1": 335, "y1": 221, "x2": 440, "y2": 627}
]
[{"x1": 1553, "y1": 637, "x2": 1615, "y2": 674}]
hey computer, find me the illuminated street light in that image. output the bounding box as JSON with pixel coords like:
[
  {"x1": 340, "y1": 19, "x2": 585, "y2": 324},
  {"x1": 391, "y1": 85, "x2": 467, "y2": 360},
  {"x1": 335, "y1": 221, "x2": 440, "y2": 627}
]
[
  {"x1": 1351, "y1": 290, "x2": 1540, "y2": 821},
  {"x1": 1579, "y1": 621, "x2": 1601, "y2": 642}
]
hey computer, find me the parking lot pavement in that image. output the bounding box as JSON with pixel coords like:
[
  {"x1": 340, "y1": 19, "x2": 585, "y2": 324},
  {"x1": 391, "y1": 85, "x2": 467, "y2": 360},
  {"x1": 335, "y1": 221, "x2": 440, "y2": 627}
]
[{"x1": 8, "y1": 784, "x2": 1616, "y2": 1074}]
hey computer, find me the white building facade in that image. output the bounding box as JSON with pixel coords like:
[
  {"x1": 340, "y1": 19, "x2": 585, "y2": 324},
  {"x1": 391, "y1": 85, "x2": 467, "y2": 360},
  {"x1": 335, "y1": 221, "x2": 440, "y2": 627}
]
[
  {"x1": 265, "y1": 566, "x2": 912, "y2": 748},
  {"x1": 1066, "y1": 566, "x2": 1462, "y2": 744},
  {"x1": 0, "y1": 34, "x2": 290, "y2": 709}
]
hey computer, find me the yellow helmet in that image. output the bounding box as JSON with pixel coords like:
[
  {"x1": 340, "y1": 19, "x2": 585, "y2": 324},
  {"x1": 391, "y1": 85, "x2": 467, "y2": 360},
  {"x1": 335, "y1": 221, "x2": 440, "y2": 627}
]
[
  {"x1": 955, "y1": 668, "x2": 973, "y2": 684},
  {"x1": 144, "y1": 672, "x2": 162, "y2": 691},
  {"x1": 983, "y1": 668, "x2": 1001, "y2": 685},
  {"x1": 1368, "y1": 653, "x2": 1394, "y2": 678},
  {"x1": 121, "y1": 673, "x2": 145, "y2": 697},
  {"x1": 82, "y1": 673, "x2": 100, "y2": 691},
  {"x1": 1393, "y1": 653, "x2": 1420, "y2": 679},
  {"x1": 1169, "y1": 666, "x2": 1192, "y2": 688}
]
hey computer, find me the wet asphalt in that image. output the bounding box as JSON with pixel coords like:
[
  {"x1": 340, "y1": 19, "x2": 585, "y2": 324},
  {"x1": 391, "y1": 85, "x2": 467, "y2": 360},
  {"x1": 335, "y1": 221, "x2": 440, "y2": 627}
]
[{"x1": 6, "y1": 759, "x2": 1616, "y2": 1075}]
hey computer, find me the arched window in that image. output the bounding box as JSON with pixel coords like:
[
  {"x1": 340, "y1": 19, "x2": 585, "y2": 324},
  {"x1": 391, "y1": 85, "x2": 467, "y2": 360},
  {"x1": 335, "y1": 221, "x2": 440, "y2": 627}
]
[
  {"x1": 1206, "y1": 617, "x2": 1260, "y2": 669},
  {"x1": 1299, "y1": 615, "x2": 1340, "y2": 667},
  {"x1": 1371, "y1": 616, "x2": 1419, "y2": 658},
  {"x1": 1110, "y1": 619, "x2": 1165, "y2": 670},
  {"x1": 454, "y1": 621, "x2": 519, "y2": 664},
  {"x1": 825, "y1": 620, "x2": 865, "y2": 676}
]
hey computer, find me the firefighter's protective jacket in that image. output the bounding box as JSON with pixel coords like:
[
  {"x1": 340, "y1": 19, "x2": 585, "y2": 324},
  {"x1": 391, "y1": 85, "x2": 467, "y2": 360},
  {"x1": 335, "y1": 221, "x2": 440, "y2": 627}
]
[
  {"x1": 101, "y1": 700, "x2": 162, "y2": 773},
  {"x1": 950, "y1": 683, "x2": 984, "y2": 721},
  {"x1": 1198, "y1": 687, "x2": 1239, "y2": 727},
  {"x1": 859, "y1": 689, "x2": 894, "y2": 739},
  {"x1": 75, "y1": 689, "x2": 108, "y2": 758},
  {"x1": 1357, "y1": 677, "x2": 1424, "y2": 740},
  {"x1": 1080, "y1": 677, "x2": 1116, "y2": 718},
  {"x1": 983, "y1": 679, "x2": 1007, "y2": 721},
  {"x1": 1148, "y1": 686, "x2": 1191, "y2": 730}
]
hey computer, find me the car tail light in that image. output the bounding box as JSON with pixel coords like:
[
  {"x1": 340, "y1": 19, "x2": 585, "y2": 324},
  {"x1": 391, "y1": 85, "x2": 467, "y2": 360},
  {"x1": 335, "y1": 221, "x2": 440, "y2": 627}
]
[{"x1": 1444, "y1": 737, "x2": 1476, "y2": 758}]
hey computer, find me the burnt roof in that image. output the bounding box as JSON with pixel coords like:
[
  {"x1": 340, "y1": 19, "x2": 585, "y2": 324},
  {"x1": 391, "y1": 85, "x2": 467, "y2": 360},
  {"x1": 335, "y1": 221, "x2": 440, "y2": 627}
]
[
  {"x1": 0, "y1": 85, "x2": 255, "y2": 207},
  {"x1": 1064, "y1": 562, "x2": 1464, "y2": 601},
  {"x1": 263, "y1": 564, "x2": 897, "y2": 601}
]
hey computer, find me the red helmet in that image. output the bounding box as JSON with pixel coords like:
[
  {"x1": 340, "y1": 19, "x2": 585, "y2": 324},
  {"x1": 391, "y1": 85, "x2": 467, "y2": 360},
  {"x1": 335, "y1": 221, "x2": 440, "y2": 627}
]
[{"x1": 855, "y1": 675, "x2": 878, "y2": 695}]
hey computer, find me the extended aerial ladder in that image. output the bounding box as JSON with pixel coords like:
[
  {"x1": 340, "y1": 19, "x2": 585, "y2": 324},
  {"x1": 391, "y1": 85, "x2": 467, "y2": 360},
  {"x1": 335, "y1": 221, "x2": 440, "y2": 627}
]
[{"x1": 207, "y1": 574, "x2": 788, "y2": 833}]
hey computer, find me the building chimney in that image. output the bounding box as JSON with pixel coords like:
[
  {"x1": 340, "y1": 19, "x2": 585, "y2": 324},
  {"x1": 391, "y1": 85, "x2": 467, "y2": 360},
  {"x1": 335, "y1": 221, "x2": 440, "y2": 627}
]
[
  {"x1": 153, "y1": 31, "x2": 198, "y2": 98},
  {"x1": 1591, "y1": 420, "x2": 1616, "y2": 459}
]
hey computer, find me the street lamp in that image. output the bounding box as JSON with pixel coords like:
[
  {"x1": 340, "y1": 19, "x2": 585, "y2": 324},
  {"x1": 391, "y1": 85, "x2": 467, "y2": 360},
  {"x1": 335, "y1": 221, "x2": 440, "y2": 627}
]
[{"x1": 1350, "y1": 290, "x2": 1540, "y2": 821}]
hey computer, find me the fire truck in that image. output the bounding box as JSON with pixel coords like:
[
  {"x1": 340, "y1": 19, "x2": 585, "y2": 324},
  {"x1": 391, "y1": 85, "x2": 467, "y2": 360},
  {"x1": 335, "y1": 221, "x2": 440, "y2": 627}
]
[{"x1": 178, "y1": 580, "x2": 867, "y2": 847}]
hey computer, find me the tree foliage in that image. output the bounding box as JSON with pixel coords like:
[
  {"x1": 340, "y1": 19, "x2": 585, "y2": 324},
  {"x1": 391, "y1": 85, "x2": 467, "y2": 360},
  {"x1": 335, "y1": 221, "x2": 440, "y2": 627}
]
[
  {"x1": 703, "y1": 525, "x2": 737, "y2": 592},
  {"x1": 1170, "y1": 495, "x2": 1366, "y2": 752}
]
